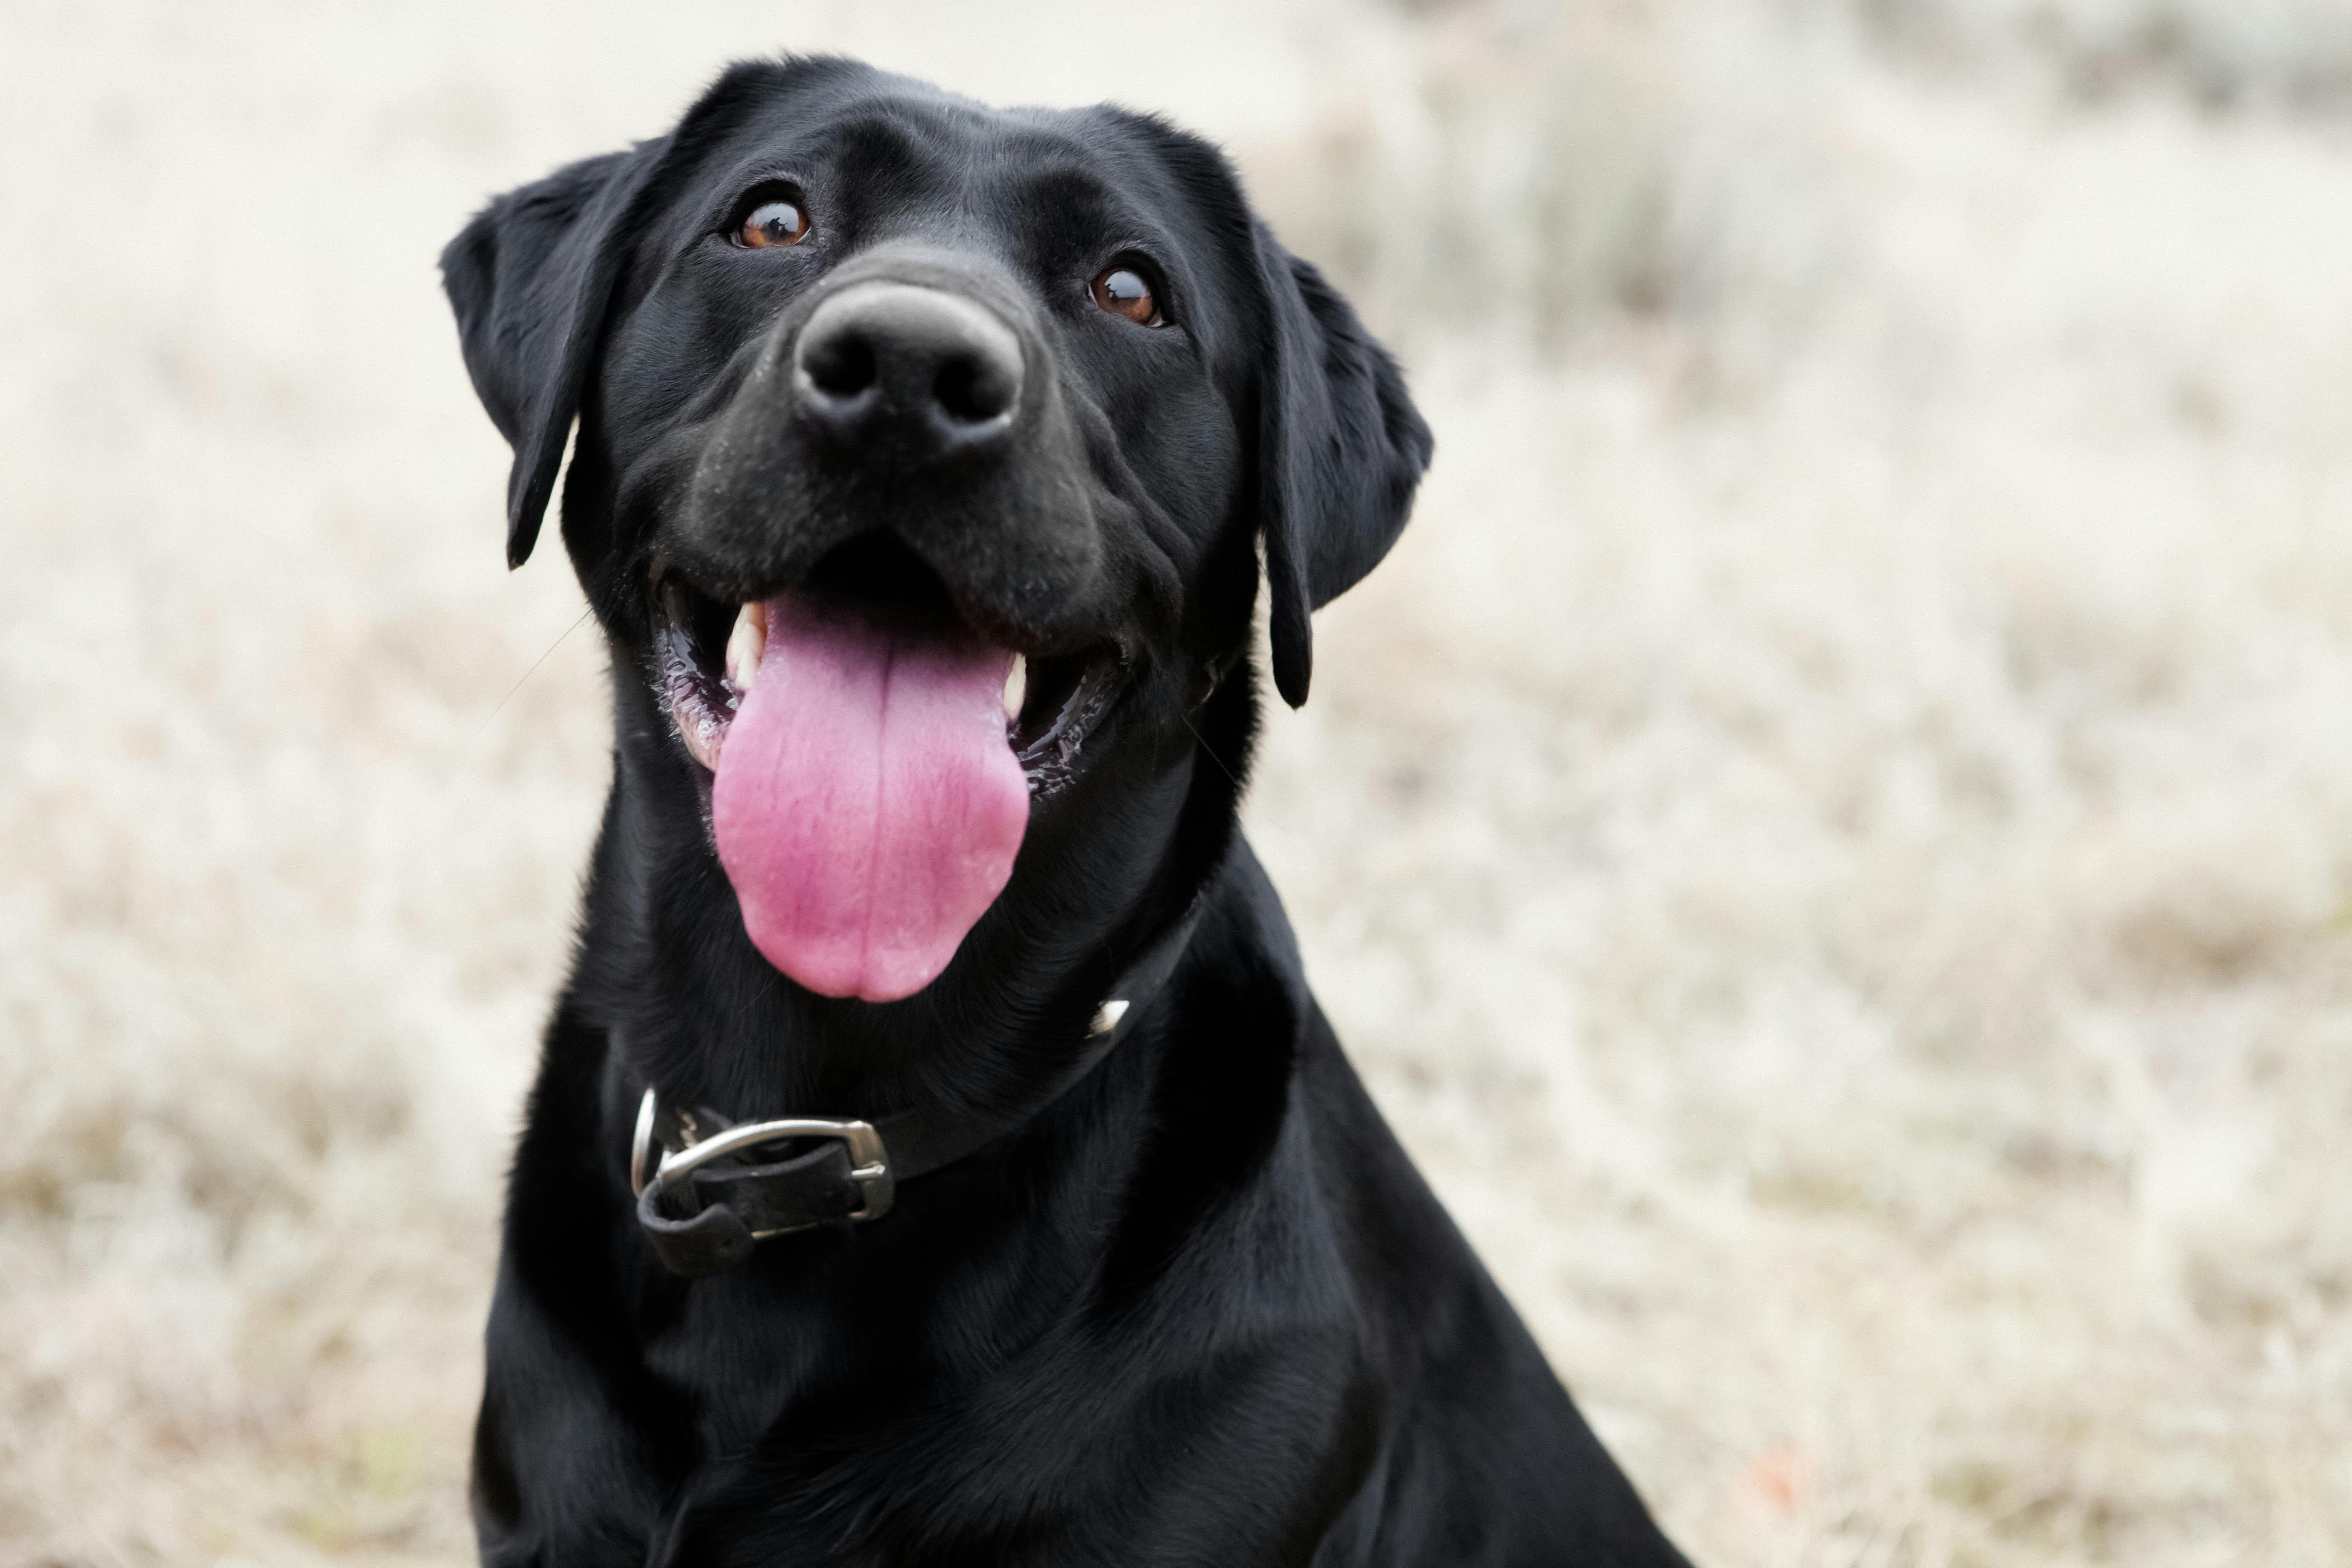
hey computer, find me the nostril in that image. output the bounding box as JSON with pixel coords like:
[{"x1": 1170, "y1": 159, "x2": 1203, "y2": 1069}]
[
  {"x1": 933, "y1": 351, "x2": 1017, "y2": 425},
  {"x1": 801, "y1": 329, "x2": 877, "y2": 402},
  {"x1": 791, "y1": 283, "x2": 1024, "y2": 444}
]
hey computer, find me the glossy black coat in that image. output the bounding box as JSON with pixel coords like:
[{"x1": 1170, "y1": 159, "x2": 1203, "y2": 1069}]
[{"x1": 441, "y1": 56, "x2": 1689, "y2": 1567}]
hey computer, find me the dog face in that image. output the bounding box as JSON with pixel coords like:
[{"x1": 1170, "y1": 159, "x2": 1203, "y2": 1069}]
[{"x1": 443, "y1": 58, "x2": 1429, "y2": 1002}]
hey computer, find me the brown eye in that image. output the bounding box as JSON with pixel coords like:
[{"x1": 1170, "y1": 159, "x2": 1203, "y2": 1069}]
[
  {"x1": 738, "y1": 198, "x2": 810, "y2": 249},
  {"x1": 1090, "y1": 266, "x2": 1162, "y2": 327}
]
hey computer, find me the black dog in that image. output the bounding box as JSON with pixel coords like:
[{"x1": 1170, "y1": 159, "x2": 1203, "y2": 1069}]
[{"x1": 442, "y1": 57, "x2": 1688, "y2": 1567}]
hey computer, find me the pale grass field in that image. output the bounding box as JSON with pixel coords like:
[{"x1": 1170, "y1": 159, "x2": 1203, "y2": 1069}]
[{"x1": 4, "y1": 2, "x2": 2350, "y2": 1563}]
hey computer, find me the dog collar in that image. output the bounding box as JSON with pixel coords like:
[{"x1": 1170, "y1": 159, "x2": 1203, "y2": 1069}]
[{"x1": 630, "y1": 899, "x2": 1205, "y2": 1278}]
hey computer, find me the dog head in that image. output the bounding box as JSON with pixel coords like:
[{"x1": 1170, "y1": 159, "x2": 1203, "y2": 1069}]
[{"x1": 442, "y1": 57, "x2": 1429, "y2": 1003}]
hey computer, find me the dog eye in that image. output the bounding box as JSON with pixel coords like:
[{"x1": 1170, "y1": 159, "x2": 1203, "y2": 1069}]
[
  {"x1": 1090, "y1": 266, "x2": 1162, "y2": 327},
  {"x1": 737, "y1": 197, "x2": 811, "y2": 249}
]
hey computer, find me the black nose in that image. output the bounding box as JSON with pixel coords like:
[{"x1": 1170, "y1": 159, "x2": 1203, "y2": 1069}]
[{"x1": 793, "y1": 282, "x2": 1024, "y2": 460}]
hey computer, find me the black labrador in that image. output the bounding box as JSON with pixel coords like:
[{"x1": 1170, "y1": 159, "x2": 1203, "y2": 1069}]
[{"x1": 441, "y1": 56, "x2": 1689, "y2": 1567}]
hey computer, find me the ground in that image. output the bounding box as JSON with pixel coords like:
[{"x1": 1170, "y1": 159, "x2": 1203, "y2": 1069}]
[{"x1": 4, "y1": 2, "x2": 2349, "y2": 1563}]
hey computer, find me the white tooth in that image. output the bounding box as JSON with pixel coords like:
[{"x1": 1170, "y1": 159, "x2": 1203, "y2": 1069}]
[
  {"x1": 726, "y1": 602, "x2": 766, "y2": 693},
  {"x1": 676, "y1": 703, "x2": 723, "y2": 773},
  {"x1": 1002, "y1": 653, "x2": 1026, "y2": 722}
]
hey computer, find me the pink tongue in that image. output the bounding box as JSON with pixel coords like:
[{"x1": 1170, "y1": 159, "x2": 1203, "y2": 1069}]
[{"x1": 711, "y1": 597, "x2": 1029, "y2": 1002}]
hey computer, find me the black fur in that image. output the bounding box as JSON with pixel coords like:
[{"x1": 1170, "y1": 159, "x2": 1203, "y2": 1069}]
[{"x1": 442, "y1": 57, "x2": 1688, "y2": 1566}]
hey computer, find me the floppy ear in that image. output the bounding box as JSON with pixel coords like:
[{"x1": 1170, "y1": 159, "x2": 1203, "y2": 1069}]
[
  {"x1": 440, "y1": 143, "x2": 662, "y2": 567},
  {"x1": 1253, "y1": 223, "x2": 1434, "y2": 708}
]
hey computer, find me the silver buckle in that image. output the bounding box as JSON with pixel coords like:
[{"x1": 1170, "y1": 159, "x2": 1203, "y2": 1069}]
[{"x1": 630, "y1": 1088, "x2": 895, "y2": 1231}]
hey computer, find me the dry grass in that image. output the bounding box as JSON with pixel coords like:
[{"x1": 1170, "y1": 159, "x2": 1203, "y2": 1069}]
[{"x1": 5, "y1": 1, "x2": 2349, "y2": 1563}]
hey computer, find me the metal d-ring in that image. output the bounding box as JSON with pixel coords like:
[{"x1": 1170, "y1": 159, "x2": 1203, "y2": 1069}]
[
  {"x1": 629, "y1": 1088, "x2": 893, "y2": 1223},
  {"x1": 631, "y1": 1087, "x2": 660, "y2": 1198}
]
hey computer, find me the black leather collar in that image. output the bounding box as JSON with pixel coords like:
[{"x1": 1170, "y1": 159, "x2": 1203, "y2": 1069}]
[{"x1": 631, "y1": 899, "x2": 1205, "y2": 1278}]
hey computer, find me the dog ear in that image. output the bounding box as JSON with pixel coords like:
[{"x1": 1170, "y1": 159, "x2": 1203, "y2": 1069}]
[
  {"x1": 440, "y1": 143, "x2": 661, "y2": 568},
  {"x1": 1253, "y1": 224, "x2": 1434, "y2": 708}
]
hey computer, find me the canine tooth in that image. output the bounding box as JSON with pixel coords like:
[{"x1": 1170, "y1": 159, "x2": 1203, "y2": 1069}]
[
  {"x1": 726, "y1": 602, "x2": 766, "y2": 692},
  {"x1": 674, "y1": 697, "x2": 723, "y2": 772},
  {"x1": 1003, "y1": 654, "x2": 1026, "y2": 721}
]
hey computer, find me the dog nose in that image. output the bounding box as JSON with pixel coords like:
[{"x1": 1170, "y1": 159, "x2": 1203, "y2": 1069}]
[{"x1": 793, "y1": 282, "x2": 1024, "y2": 459}]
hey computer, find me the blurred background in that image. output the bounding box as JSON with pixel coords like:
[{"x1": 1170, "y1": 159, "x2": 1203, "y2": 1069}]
[{"x1": 6, "y1": 0, "x2": 2351, "y2": 1561}]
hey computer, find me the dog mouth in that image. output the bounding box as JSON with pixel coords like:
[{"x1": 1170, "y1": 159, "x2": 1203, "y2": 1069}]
[
  {"x1": 648, "y1": 534, "x2": 1125, "y2": 1003},
  {"x1": 653, "y1": 535, "x2": 1123, "y2": 797}
]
